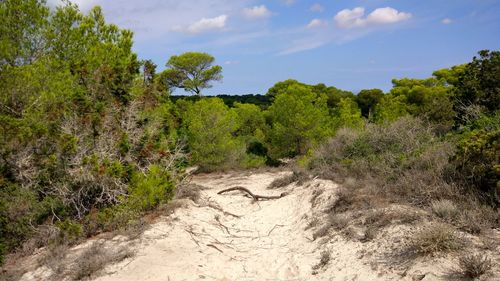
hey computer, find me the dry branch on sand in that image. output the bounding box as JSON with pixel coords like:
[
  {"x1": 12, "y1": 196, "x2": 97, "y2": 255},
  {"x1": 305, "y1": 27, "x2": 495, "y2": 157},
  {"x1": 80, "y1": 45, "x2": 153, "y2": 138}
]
[{"x1": 217, "y1": 186, "x2": 286, "y2": 201}]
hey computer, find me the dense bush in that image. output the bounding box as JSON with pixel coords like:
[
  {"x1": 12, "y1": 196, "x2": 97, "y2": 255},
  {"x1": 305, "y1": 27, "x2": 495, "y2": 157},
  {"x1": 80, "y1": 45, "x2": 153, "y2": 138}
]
[
  {"x1": 0, "y1": 1, "x2": 184, "y2": 264},
  {"x1": 453, "y1": 111, "x2": 500, "y2": 206},
  {"x1": 182, "y1": 98, "x2": 245, "y2": 171},
  {"x1": 309, "y1": 117, "x2": 457, "y2": 205}
]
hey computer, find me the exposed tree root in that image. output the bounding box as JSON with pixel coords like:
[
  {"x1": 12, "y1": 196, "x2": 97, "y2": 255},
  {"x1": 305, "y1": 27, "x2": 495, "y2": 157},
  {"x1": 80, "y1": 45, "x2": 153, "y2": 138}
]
[{"x1": 217, "y1": 186, "x2": 286, "y2": 201}]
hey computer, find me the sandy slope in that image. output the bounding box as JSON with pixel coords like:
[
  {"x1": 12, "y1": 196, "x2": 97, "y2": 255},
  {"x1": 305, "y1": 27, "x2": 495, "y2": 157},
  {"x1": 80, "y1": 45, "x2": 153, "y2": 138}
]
[{"x1": 17, "y1": 170, "x2": 499, "y2": 281}]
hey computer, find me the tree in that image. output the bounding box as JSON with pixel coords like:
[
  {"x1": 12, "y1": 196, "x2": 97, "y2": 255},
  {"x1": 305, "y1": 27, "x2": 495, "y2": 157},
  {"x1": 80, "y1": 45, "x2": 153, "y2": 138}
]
[
  {"x1": 453, "y1": 50, "x2": 500, "y2": 123},
  {"x1": 356, "y1": 89, "x2": 384, "y2": 118},
  {"x1": 266, "y1": 85, "x2": 333, "y2": 158},
  {"x1": 332, "y1": 98, "x2": 364, "y2": 129},
  {"x1": 183, "y1": 98, "x2": 244, "y2": 170},
  {"x1": 373, "y1": 94, "x2": 409, "y2": 123},
  {"x1": 142, "y1": 59, "x2": 157, "y2": 85},
  {"x1": 159, "y1": 52, "x2": 222, "y2": 96},
  {"x1": 0, "y1": 0, "x2": 49, "y2": 68}
]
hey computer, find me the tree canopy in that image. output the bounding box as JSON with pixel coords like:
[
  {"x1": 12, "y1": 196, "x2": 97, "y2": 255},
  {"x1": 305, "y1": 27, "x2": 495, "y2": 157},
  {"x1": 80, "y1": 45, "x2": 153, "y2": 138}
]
[{"x1": 159, "y1": 52, "x2": 222, "y2": 96}]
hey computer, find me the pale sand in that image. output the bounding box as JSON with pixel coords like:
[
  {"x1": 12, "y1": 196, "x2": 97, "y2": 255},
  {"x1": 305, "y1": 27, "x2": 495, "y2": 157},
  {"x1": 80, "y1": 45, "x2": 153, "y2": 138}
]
[
  {"x1": 19, "y1": 170, "x2": 499, "y2": 281},
  {"x1": 92, "y1": 171, "x2": 404, "y2": 281}
]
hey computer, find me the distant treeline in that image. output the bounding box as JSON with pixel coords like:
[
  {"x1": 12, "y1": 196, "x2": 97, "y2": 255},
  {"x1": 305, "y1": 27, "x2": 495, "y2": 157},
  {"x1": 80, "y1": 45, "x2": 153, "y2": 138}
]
[{"x1": 170, "y1": 94, "x2": 273, "y2": 108}]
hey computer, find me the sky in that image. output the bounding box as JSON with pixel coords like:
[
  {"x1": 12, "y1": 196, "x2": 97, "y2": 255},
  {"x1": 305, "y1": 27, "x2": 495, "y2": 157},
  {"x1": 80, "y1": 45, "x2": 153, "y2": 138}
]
[{"x1": 48, "y1": 0, "x2": 500, "y2": 95}]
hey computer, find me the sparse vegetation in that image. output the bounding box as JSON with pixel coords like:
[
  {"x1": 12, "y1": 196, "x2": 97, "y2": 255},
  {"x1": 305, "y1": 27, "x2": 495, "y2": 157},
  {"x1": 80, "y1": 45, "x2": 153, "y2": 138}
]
[
  {"x1": 268, "y1": 167, "x2": 309, "y2": 189},
  {"x1": 410, "y1": 224, "x2": 462, "y2": 256},
  {"x1": 312, "y1": 251, "x2": 331, "y2": 271},
  {"x1": 458, "y1": 254, "x2": 493, "y2": 280},
  {"x1": 71, "y1": 242, "x2": 134, "y2": 281},
  {"x1": 431, "y1": 200, "x2": 460, "y2": 221}
]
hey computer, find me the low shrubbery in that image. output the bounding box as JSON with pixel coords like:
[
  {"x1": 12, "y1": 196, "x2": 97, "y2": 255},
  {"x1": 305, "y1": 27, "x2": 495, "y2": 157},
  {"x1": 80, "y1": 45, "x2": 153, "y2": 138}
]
[
  {"x1": 459, "y1": 254, "x2": 493, "y2": 280},
  {"x1": 309, "y1": 117, "x2": 458, "y2": 205},
  {"x1": 410, "y1": 224, "x2": 462, "y2": 256}
]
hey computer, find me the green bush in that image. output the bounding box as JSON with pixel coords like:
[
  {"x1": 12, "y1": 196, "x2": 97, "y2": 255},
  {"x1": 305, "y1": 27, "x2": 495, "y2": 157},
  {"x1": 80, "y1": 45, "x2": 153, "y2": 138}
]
[
  {"x1": 183, "y1": 98, "x2": 245, "y2": 171},
  {"x1": 453, "y1": 111, "x2": 500, "y2": 206},
  {"x1": 309, "y1": 117, "x2": 456, "y2": 205},
  {"x1": 128, "y1": 165, "x2": 175, "y2": 211},
  {"x1": 56, "y1": 220, "x2": 83, "y2": 242}
]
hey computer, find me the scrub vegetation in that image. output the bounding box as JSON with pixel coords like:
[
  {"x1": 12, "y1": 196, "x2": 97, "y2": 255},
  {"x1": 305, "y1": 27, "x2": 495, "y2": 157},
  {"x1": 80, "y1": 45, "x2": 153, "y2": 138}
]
[{"x1": 0, "y1": 1, "x2": 498, "y2": 277}]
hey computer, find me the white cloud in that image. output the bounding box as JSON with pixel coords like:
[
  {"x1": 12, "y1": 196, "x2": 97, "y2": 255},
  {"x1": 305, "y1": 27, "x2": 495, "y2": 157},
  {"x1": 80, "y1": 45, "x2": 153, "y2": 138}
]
[
  {"x1": 279, "y1": 40, "x2": 325, "y2": 55},
  {"x1": 441, "y1": 18, "x2": 453, "y2": 24},
  {"x1": 47, "y1": 0, "x2": 100, "y2": 11},
  {"x1": 243, "y1": 5, "x2": 272, "y2": 19},
  {"x1": 173, "y1": 15, "x2": 228, "y2": 34},
  {"x1": 283, "y1": 0, "x2": 296, "y2": 6},
  {"x1": 307, "y1": 19, "x2": 326, "y2": 28},
  {"x1": 334, "y1": 7, "x2": 411, "y2": 29},
  {"x1": 310, "y1": 3, "x2": 324, "y2": 13},
  {"x1": 224, "y1": 60, "x2": 240, "y2": 65}
]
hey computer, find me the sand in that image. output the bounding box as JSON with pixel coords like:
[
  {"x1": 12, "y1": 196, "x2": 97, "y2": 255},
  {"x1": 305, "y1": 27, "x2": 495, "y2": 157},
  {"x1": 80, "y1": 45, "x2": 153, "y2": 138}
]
[{"x1": 17, "y1": 170, "x2": 499, "y2": 281}]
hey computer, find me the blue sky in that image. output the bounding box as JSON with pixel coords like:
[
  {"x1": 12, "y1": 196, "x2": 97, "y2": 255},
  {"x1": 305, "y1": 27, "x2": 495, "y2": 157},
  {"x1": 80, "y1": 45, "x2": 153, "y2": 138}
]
[{"x1": 50, "y1": 0, "x2": 500, "y2": 95}]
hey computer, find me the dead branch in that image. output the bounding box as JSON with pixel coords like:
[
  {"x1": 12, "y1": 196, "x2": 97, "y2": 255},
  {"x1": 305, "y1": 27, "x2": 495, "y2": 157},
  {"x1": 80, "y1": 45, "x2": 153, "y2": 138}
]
[
  {"x1": 206, "y1": 244, "x2": 223, "y2": 253},
  {"x1": 206, "y1": 201, "x2": 241, "y2": 218},
  {"x1": 217, "y1": 186, "x2": 286, "y2": 201}
]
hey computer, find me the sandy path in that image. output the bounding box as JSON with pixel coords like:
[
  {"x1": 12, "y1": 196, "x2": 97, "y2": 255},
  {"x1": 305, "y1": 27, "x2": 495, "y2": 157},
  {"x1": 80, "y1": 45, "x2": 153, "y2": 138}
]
[
  {"x1": 91, "y1": 170, "x2": 408, "y2": 281},
  {"x1": 95, "y1": 171, "x2": 319, "y2": 281}
]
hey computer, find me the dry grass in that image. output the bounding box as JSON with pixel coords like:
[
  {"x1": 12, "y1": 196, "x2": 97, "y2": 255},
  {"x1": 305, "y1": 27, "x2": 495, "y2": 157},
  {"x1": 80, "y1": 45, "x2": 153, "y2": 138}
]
[
  {"x1": 175, "y1": 183, "x2": 206, "y2": 203},
  {"x1": 71, "y1": 242, "x2": 134, "y2": 281},
  {"x1": 410, "y1": 224, "x2": 462, "y2": 256},
  {"x1": 312, "y1": 251, "x2": 331, "y2": 271},
  {"x1": 37, "y1": 241, "x2": 135, "y2": 281},
  {"x1": 325, "y1": 187, "x2": 355, "y2": 213},
  {"x1": 268, "y1": 167, "x2": 309, "y2": 189},
  {"x1": 431, "y1": 199, "x2": 460, "y2": 221},
  {"x1": 458, "y1": 254, "x2": 493, "y2": 280},
  {"x1": 457, "y1": 206, "x2": 499, "y2": 235}
]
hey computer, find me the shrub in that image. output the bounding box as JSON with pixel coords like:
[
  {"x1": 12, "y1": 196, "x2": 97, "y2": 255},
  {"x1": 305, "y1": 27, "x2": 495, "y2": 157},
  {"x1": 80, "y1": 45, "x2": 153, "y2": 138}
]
[
  {"x1": 0, "y1": 241, "x2": 5, "y2": 266},
  {"x1": 453, "y1": 111, "x2": 500, "y2": 206},
  {"x1": 410, "y1": 224, "x2": 461, "y2": 256},
  {"x1": 312, "y1": 251, "x2": 331, "y2": 271},
  {"x1": 458, "y1": 254, "x2": 493, "y2": 280},
  {"x1": 309, "y1": 117, "x2": 457, "y2": 206},
  {"x1": 71, "y1": 242, "x2": 134, "y2": 281},
  {"x1": 430, "y1": 200, "x2": 460, "y2": 221},
  {"x1": 268, "y1": 167, "x2": 308, "y2": 189},
  {"x1": 128, "y1": 165, "x2": 175, "y2": 211}
]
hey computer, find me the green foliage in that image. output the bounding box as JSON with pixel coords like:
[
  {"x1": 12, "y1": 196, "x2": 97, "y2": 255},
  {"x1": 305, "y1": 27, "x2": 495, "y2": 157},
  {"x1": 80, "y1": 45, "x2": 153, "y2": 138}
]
[
  {"x1": 183, "y1": 98, "x2": 245, "y2": 171},
  {"x1": 356, "y1": 89, "x2": 384, "y2": 118},
  {"x1": 332, "y1": 98, "x2": 364, "y2": 130},
  {"x1": 389, "y1": 77, "x2": 455, "y2": 128},
  {"x1": 373, "y1": 94, "x2": 409, "y2": 123},
  {"x1": 159, "y1": 52, "x2": 222, "y2": 96},
  {"x1": 266, "y1": 85, "x2": 333, "y2": 158},
  {"x1": 453, "y1": 111, "x2": 500, "y2": 205},
  {"x1": 0, "y1": 0, "x2": 49, "y2": 68},
  {"x1": 453, "y1": 50, "x2": 500, "y2": 121},
  {"x1": 56, "y1": 219, "x2": 83, "y2": 242},
  {"x1": 128, "y1": 165, "x2": 175, "y2": 211},
  {"x1": 0, "y1": 0, "x2": 182, "y2": 261},
  {"x1": 266, "y1": 79, "x2": 354, "y2": 108}
]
